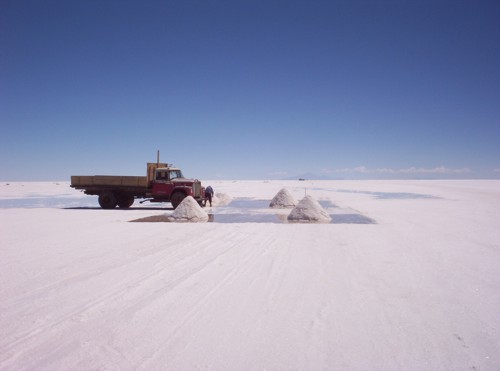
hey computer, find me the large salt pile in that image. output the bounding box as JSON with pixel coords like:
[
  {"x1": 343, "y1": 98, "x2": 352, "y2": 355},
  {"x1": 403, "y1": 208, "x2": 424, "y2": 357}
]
[
  {"x1": 287, "y1": 195, "x2": 331, "y2": 223},
  {"x1": 270, "y1": 188, "x2": 296, "y2": 208},
  {"x1": 168, "y1": 196, "x2": 209, "y2": 222}
]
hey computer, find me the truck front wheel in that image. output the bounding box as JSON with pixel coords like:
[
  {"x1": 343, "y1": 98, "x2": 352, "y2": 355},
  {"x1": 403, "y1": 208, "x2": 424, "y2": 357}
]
[
  {"x1": 98, "y1": 192, "x2": 117, "y2": 209},
  {"x1": 171, "y1": 192, "x2": 186, "y2": 209}
]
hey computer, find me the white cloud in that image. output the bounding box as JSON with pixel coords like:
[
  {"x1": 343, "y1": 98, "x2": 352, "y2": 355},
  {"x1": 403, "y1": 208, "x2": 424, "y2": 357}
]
[
  {"x1": 325, "y1": 166, "x2": 471, "y2": 175},
  {"x1": 397, "y1": 166, "x2": 471, "y2": 174}
]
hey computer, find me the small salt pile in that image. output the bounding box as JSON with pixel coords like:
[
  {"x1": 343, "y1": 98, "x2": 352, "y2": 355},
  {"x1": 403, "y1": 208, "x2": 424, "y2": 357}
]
[
  {"x1": 168, "y1": 196, "x2": 209, "y2": 222},
  {"x1": 287, "y1": 195, "x2": 331, "y2": 223},
  {"x1": 270, "y1": 188, "x2": 296, "y2": 208}
]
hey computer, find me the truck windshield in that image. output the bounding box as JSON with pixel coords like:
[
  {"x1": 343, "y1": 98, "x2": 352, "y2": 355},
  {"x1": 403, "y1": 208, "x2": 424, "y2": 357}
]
[{"x1": 170, "y1": 170, "x2": 183, "y2": 180}]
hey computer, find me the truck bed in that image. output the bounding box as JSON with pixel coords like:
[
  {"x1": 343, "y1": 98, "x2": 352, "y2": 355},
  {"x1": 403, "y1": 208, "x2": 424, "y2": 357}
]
[{"x1": 71, "y1": 175, "x2": 148, "y2": 188}]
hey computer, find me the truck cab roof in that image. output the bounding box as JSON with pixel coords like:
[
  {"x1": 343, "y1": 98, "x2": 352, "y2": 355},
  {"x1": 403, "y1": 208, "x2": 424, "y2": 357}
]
[{"x1": 157, "y1": 167, "x2": 181, "y2": 171}]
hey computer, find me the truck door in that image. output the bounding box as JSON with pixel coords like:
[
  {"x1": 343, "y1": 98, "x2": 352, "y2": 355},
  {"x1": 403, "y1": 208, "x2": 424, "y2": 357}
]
[{"x1": 151, "y1": 170, "x2": 174, "y2": 198}]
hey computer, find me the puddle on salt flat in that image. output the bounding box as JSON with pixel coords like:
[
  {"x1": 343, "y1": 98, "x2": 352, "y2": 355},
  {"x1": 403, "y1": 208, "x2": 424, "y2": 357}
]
[
  {"x1": 331, "y1": 214, "x2": 376, "y2": 224},
  {"x1": 211, "y1": 198, "x2": 375, "y2": 224},
  {"x1": 213, "y1": 198, "x2": 285, "y2": 223},
  {"x1": 211, "y1": 213, "x2": 376, "y2": 224},
  {"x1": 336, "y1": 190, "x2": 439, "y2": 200},
  {"x1": 225, "y1": 198, "x2": 339, "y2": 209},
  {"x1": 319, "y1": 200, "x2": 338, "y2": 208},
  {"x1": 0, "y1": 197, "x2": 96, "y2": 209},
  {"x1": 226, "y1": 198, "x2": 271, "y2": 209},
  {"x1": 212, "y1": 213, "x2": 285, "y2": 223}
]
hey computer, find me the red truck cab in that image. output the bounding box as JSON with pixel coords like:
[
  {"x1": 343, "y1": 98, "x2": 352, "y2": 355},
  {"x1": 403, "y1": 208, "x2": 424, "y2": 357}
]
[{"x1": 150, "y1": 167, "x2": 205, "y2": 208}]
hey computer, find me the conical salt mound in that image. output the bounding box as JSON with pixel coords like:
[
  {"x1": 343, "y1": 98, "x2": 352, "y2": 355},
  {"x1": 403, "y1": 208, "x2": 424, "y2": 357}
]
[
  {"x1": 287, "y1": 195, "x2": 331, "y2": 223},
  {"x1": 169, "y1": 196, "x2": 209, "y2": 222},
  {"x1": 270, "y1": 188, "x2": 296, "y2": 208}
]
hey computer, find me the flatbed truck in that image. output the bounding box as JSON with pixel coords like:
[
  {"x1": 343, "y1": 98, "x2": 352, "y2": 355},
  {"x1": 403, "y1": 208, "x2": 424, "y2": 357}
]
[{"x1": 71, "y1": 162, "x2": 205, "y2": 209}]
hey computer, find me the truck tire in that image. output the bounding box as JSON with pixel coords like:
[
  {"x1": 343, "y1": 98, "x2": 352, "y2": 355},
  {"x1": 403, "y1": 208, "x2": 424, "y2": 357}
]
[
  {"x1": 171, "y1": 191, "x2": 186, "y2": 209},
  {"x1": 117, "y1": 195, "x2": 134, "y2": 209},
  {"x1": 98, "y1": 191, "x2": 117, "y2": 209}
]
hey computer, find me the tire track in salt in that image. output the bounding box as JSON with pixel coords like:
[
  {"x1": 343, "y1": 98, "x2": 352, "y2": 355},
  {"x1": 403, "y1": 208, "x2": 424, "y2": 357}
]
[
  {"x1": 0, "y1": 229, "x2": 245, "y2": 366},
  {"x1": 137, "y1": 226, "x2": 281, "y2": 369}
]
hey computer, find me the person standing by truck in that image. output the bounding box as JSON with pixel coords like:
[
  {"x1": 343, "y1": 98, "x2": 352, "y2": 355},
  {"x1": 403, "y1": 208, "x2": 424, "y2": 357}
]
[{"x1": 205, "y1": 185, "x2": 214, "y2": 207}]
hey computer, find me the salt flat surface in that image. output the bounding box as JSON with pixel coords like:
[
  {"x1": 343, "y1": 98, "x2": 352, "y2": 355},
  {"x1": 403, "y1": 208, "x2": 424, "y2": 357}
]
[{"x1": 1, "y1": 180, "x2": 499, "y2": 370}]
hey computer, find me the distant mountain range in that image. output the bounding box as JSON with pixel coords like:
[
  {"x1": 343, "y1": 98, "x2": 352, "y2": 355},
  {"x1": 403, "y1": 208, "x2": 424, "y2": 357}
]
[{"x1": 282, "y1": 173, "x2": 343, "y2": 180}]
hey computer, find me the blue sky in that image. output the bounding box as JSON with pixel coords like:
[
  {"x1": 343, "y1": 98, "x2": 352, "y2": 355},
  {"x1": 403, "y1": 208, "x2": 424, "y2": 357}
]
[{"x1": 1, "y1": 0, "x2": 499, "y2": 180}]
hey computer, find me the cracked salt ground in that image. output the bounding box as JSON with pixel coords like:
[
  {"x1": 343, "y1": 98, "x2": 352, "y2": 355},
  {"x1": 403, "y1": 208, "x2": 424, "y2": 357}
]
[{"x1": 209, "y1": 198, "x2": 376, "y2": 224}]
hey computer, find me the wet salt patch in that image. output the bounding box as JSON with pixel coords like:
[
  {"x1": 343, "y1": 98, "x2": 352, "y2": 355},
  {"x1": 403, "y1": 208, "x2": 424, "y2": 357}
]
[
  {"x1": 2, "y1": 194, "x2": 376, "y2": 224},
  {"x1": 212, "y1": 213, "x2": 374, "y2": 224},
  {"x1": 332, "y1": 214, "x2": 376, "y2": 224},
  {"x1": 318, "y1": 199, "x2": 338, "y2": 208},
  {"x1": 210, "y1": 197, "x2": 375, "y2": 224},
  {"x1": 226, "y1": 198, "x2": 270, "y2": 209},
  {"x1": 130, "y1": 197, "x2": 375, "y2": 224},
  {"x1": 336, "y1": 189, "x2": 439, "y2": 199},
  {"x1": 0, "y1": 197, "x2": 96, "y2": 209},
  {"x1": 212, "y1": 213, "x2": 283, "y2": 223},
  {"x1": 211, "y1": 198, "x2": 283, "y2": 223}
]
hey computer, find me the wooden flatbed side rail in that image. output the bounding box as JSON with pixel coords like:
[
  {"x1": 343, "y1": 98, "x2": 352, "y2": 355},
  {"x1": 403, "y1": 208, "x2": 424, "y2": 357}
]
[{"x1": 71, "y1": 176, "x2": 148, "y2": 188}]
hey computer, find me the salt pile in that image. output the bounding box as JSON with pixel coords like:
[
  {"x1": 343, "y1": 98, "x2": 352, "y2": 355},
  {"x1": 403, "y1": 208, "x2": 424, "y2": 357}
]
[
  {"x1": 287, "y1": 195, "x2": 331, "y2": 223},
  {"x1": 270, "y1": 188, "x2": 296, "y2": 208},
  {"x1": 168, "y1": 196, "x2": 209, "y2": 222}
]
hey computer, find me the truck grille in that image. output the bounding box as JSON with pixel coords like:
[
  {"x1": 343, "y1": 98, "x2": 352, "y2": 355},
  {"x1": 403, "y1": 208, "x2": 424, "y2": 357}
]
[{"x1": 193, "y1": 181, "x2": 202, "y2": 197}]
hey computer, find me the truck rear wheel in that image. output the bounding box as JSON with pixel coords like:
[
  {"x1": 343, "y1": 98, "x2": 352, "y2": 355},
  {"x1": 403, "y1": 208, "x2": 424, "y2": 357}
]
[
  {"x1": 98, "y1": 192, "x2": 117, "y2": 209},
  {"x1": 118, "y1": 195, "x2": 134, "y2": 209},
  {"x1": 171, "y1": 191, "x2": 186, "y2": 209}
]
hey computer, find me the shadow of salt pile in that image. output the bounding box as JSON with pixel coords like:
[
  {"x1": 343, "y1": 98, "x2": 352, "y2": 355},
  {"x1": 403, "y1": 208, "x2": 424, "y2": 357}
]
[
  {"x1": 168, "y1": 196, "x2": 209, "y2": 222},
  {"x1": 269, "y1": 188, "x2": 296, "y2": 208},
  {"x1": 287, "y1": 195, "x2": 331, "y2": 223}
]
